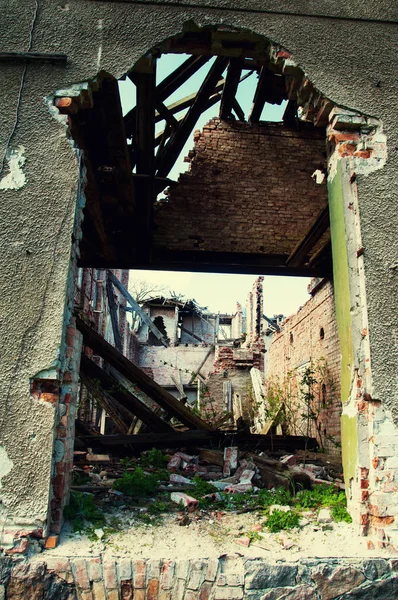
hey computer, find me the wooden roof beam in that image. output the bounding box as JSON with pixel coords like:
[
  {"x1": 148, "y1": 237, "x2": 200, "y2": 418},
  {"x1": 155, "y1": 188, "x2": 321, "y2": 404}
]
[
  {"x1": 286, "y1": 205, "x2": 330, "y2": 268},
  {"x1": 219, "y1": 59, "x2": 243, "y2": 120},
  {"x1": 156, "y1": 56, "x2": 228, "y2": 178},
  {"x1": 80, "y1": 355, "x2": 174, "y2": 433},
  {"x1": 124, "y1": 55, "x2": 211, "y2": 136}
]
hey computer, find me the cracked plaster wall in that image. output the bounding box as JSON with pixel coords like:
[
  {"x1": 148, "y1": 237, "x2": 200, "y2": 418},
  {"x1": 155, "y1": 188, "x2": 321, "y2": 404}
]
[{"x1": 0, "y1": 0, "x2": 397, "y2": 529}]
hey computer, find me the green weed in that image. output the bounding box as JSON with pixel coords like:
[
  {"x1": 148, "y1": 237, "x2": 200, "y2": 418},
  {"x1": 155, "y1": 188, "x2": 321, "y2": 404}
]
[
  {"x1": 113, "y1": 467, "x2": 160, "y2": 498},
  {"x1": 265, "y1": 509, "x2": 300, "y2": 533},
  {"x1": 64, "y1": 491, "x2": 105, "y2": 532},
  {"x1": 140, "y1": 448, "x2": 169, "y2": 468},
  {"x1": 330, "y1": 505, "x2": 352, "y2": 523}
]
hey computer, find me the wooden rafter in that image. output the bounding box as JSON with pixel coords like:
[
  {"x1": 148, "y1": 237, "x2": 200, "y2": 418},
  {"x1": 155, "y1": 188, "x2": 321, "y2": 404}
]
[
  {"x1": 80, "y1": 355, "x2": 173, "y2": 433},
  {"x1": 76, "y1": 317, "x2": 215, "y2": 431},
  {"x1": 286, "y1": 205, "x2": 330, "y2": 268},
  {"x1": 249, "y1": 67, "x2": 287, "y2": 123},
  {"x1": 107, "y1": 270, "x2": 169, "y2": 347},
  {"x1": 154, "y1": 92, "x2": 221, "y2": 148},
  {"x1": 80, "y1": 371, "x2": 131, "y2": 435},
  {"x1": 156, "y1": 56, "x2": 228, "y2": 178},
  {"x1": 105, "y1": 274, "x2": 123, "y2": 352},
  {"x1": 219, "y1": 58, "x2": 243, "y2": 120},
  {"x1": 124, "y1": 55, "x2": 211, "y2": 136},
  {"x1": 131, "y1": 57, "x2": 157, "y2": 260}
]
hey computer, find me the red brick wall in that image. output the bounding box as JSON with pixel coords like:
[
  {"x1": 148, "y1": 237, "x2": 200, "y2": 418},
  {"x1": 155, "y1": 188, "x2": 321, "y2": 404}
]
[
  {"x1": 266, "y1": 280, "x2": 341, "y2": 455},
  {"x1": 154, "y1": 119, "x2": 327, "y2": 257}
]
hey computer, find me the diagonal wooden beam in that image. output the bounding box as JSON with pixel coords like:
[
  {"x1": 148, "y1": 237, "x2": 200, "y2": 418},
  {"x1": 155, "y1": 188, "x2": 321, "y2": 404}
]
[
  {"x1": 155, "y1": 99, "x2": 179, "y2": 129},
  {"x1": 156, "y1": 57, "x2": 228, "y2": 178},
  {"x1": 76, "y1": 317, "x2": 215, "y2": 431},
  {"x1": 249, "y1": 67, "x2": 286, "y2": 122},
  {"x1": 105, "y1": 274, "x2": 123, "y2": 352},
  {"x1": 249, "y1": 66, "x2": 268, "y2": 123},
  {"x1": 80, "y1": 355, "x2": 173, "y2": 433},
  {"x1": 154, "y1": 92, "x2": 222, "y2": 148},
  {"x1": 125, "y1": 55, "x2": 210, "y2": 136},
  {"x1": 219, "y1": 59, "x2": 243, "y2": 120},
  {"x1": 80, "y1": 370, "x2": 131, "y2": 434},
  {"x1": 286, "y1": 205, "x2": 330, "y2": 267},
  {"x1": 107, "y1": 270, "x2": 169, "y2": 347},
  {"x1": 232, "y1": 98, "x2": 246, "y2": 121}
]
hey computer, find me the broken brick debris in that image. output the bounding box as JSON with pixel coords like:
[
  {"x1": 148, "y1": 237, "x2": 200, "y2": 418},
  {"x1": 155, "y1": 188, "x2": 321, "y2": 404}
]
[{"x1": 171, "y1": 492, "x2": 199, "y2": 510}]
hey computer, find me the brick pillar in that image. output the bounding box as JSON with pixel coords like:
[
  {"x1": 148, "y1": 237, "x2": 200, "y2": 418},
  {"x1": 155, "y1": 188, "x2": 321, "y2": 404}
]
[
  {"x1": 326, "y1": 107, "x2": 397, "y2": 548},
  {"x1": 50, "y1": 318, "x2": 83, "y2": 534}
]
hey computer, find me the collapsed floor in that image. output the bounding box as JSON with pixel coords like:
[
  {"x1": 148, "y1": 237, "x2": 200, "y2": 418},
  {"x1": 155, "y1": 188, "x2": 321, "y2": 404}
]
[{"x1": 51, "y1": 443, "x2": 393, "y2": 561}]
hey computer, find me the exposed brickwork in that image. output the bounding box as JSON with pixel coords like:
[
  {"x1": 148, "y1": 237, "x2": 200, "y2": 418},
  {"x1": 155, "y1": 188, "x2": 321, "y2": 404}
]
[
  {"x1": 266, "y1": 280, "x2": 341, "y2": 456},
  {"x1": 154, "y1": 119, "x2": 328, "y2": 257},
  {"x1": 51, "y1": 318, "x2": 83, "y2": 534}
]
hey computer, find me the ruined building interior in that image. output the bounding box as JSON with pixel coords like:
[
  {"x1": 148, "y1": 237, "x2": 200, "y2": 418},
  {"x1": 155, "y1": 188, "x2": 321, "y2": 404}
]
[{"x1": 1, "y1": 1, "x2": 398, "y2": 597}]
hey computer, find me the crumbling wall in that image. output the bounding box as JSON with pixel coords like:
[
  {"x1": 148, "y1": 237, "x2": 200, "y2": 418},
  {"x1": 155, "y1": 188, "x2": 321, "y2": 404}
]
[
  {"x1": 137, "y1": 345, "x2": 215, "y2": 389},
  {"x1": 180, "y1": 313, "x2": 216, "y2": 345},
  {"x1": 265, "y1": 280, "x2": 341, "y2": 455},
  {"x1": 205, "y1": 347, "x2": 263, "y2": 422},
  {"x1": 154, "y1": 119, "x2": 327, "y2": 256}
]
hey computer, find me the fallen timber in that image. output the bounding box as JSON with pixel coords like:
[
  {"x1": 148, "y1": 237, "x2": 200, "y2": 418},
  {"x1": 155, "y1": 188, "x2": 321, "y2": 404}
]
[
  {"x1": 76, "y1": 316, "x2": 214, "y2": 432},
  {"x1": 78, "y1": 430, "x2": 318, "y2": 453}
]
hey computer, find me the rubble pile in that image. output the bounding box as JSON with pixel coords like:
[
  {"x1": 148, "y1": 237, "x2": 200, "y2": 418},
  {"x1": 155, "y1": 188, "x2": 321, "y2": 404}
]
[{"x1": 66, "y1": 444, "x2": 348, "y2": 550}]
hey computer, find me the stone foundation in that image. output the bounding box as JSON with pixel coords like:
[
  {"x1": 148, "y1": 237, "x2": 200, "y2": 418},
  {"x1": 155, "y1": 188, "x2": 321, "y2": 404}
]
[{"x1": 1, "y1": 555, "x2": 397, "y2": 599}]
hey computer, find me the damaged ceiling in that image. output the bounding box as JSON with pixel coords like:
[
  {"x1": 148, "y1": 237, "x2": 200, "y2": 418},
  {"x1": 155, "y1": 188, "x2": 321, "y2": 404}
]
[{"x1": 56, "y1": 26, "x2": 332, "y2": 277}]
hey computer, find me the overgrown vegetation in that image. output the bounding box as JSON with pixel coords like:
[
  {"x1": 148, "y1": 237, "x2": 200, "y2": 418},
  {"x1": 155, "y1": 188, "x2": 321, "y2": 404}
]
[
  {"x1": 253, "y1": 358, "x2": 340, "y2": 452},
  {"x1": 140, "y1": 448, "x2": 169, "y2": 468},
  {"x1": 265, "y1": 509, "x2": 300, "y2": 533},
  {"x1": 113, "y1": 466, "x2": 161, "y2": 498},
  {"x1": 64, "y1": 491, "x2": 105, "y2": 532}
]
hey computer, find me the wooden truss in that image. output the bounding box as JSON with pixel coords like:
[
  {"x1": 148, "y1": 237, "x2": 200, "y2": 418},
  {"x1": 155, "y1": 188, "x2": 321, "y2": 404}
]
[{"x1": 57, "y1": 29, "x2": 331, "y2": 276}]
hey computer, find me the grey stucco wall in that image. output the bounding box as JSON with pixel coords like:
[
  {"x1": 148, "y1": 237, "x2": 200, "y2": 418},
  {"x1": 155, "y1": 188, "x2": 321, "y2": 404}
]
[{"x1": 0, "y1": 0, "x2": 397, "y2": 526}]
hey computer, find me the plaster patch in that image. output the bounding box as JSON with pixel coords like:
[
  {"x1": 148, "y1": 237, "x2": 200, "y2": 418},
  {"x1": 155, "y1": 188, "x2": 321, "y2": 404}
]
[
  {"x1": 0, "y1": 446, "x2": 13, "y2": 489},
  {"x1": 54, "y1": 439, "x2": 65, "y2": 463},
  {"x1": 0, "y1": 146, "x2": 26, "y2": 190}
]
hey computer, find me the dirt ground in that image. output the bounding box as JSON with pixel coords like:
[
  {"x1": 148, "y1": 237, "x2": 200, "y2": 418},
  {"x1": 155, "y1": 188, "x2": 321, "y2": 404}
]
[{"x1": 46, "y1": 506, "x2": 393, "y2": 561}]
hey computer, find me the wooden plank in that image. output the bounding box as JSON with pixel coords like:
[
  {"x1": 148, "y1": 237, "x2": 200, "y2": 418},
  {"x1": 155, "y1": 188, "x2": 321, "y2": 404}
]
[
  {"x1": 125, "y1": 55, "x2": 210, "y2": 136},
  {"x1": 188, "y1": 345, "x2": 214, "y2": 384},
  {"x1": 107, "y1": 270, "x2": 169, "y2": 347},
  {"x1": 286, "y1": 205, "x2": 330, "y2": 267},
  {"x1": 80, "y1": 430, "x2": 318, "y2": 452},
  {"x1": 76, "y1": 317, "x2": 215, "y2": 431},
  {"x1": 105, "y1": 275, "x2": 123, "y2": 352},
  {"x1": 219, "y1": 59, "x2": 243, "y2": 120},
  {"x1": 170, "y1": 375, "x2": 188, "y2": 403},
  {"x1": 223, "y1": 380, "x2": 233, "y2": 412},
  {"x1": 249, "y1": 66, "x2": 268, "y2": 123},
  {"x1": 156, "y1": 57, "x2": 228, "y2": 178},
  {"x1": 232, "y1": 98, "x2": 246, "y2": 121},
  {"x1": 155, "y1": 100, "x2": 179, "y2": 129},
  {"x1": 80, "y1": 355, "x2": 174, "y2": 432},
  {"x1": 150, "y1": 249, "x2": 325, "y2": 277},
  {"x1": 132, "y1": 58, "x2": 157, "y2": 262},
  {"x1": 199, "y1": 448, "x2": 224, "y2": 466},
  {"x1": 283, "y1": 99, "x2": 298, "y2": 128},
  {"x1": 80, "y1": 371, "x2": 130, "y2": 434},
  {"x1": 249, "y1": 68, "x2": 286, "y2": 123}
]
